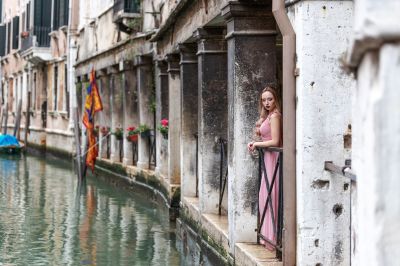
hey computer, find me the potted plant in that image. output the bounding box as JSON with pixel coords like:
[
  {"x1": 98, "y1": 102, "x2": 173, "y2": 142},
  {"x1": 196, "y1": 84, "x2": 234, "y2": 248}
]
[
  {"x1": 138, "y1": 124, "x2": 151, "y2": 138},
  {"x1": 126, "y1": 126, "x2": 139, "y2": 142},
  {"x1": 93, "y1": 125, "x2": 100, "y2": 138},
  {"x1": 113, "y1": 127, "x2": 124, "y2": 141},
  {"x1": 101, "y1": 126, "x2": 110, "y2": 136},
  {"x1": 21, "y1": 31, "x2": 29, "y2": 38},
  {"x1": 157, "y1": 119, "x2": 168, "y2": 139}
]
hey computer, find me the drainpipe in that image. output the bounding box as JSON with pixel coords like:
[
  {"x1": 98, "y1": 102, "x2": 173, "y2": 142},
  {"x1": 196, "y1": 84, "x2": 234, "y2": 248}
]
[{"x1": 272, "y1": 0, "x2": 296, "y2": 265}]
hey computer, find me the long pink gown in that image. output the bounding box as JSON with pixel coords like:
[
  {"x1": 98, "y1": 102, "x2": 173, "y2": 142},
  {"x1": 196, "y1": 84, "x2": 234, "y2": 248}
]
[{"x1": 259, "y1": 111, "x2": 281, "y2": 250}]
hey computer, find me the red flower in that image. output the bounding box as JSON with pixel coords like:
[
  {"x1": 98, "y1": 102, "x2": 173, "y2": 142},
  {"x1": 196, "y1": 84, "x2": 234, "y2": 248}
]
[{"x1": 161, "y1": 119, "x2": 168, "y2": 127}]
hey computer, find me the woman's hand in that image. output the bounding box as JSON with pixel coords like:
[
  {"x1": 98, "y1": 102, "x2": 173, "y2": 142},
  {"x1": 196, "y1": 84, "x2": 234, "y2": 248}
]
[{"x1": 248, "y1": 141, "x2": 257, "y2": 152}]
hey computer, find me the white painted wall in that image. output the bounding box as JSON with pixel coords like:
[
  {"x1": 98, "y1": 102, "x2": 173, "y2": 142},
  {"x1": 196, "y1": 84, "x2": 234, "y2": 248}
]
[
  {"x1": 287, "y1": 1, "x2": 355, "y2": 265},
  {"x1": 349, "y1": 1, "x2": 400, "y2": 265}
]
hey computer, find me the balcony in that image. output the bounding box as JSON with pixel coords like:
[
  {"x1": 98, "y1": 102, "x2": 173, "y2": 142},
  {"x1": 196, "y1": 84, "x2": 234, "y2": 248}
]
[
  {"x1": 20, "y1": 26, "x2": 52, "y2": 64},
  {"x1": 113, "y1": 0, "x2": 142, "y2": 34}
]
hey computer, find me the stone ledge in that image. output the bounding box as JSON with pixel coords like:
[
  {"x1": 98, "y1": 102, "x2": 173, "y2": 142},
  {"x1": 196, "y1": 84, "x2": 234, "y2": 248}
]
[{"x1": 235, "y1": 243, "x2": 281, "y2": 266}]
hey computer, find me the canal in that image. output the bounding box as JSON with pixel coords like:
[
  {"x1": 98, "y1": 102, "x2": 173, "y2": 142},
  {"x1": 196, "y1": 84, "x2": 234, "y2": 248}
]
[{"x1": 0, "y1": 153, "x2": 183, "y2": 265}]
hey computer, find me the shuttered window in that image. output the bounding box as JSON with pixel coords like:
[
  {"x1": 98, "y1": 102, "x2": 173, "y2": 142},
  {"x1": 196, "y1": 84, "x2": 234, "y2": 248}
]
[
  {"x1": 53, "y1": 0, "x2": 60, "y2": 30},
  {"x1": 0, "y1": 0, "x2": 3, "y2": 23},
  {"x1": 27, "y1": 2, "x2": 31, "y2": 30},
  {"x1": 0, "y1": 25, "x2": 6, "y2": 56},
  {"x1": 12, "y1": 16, "x2": 19, "y2": 50},
  {"x1": 7, "y1": 21, "x2": 10, "y2": 54},
  {"x1": 53, "y1": 0, "x2": 69, "y2": 30}
]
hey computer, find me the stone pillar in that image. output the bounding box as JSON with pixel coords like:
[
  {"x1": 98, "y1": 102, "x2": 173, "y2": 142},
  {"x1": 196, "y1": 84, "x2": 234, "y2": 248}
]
[
  {"x1": 166, "y1": 54, "x2": 181, "y2": 185},
  {"x1": 109, "y1": 66, "x2": 124, "y2": 162},
  {"x1": 135, "y1": 55, "x2": 154, "y2": 169},
  {"x1": 222, "y1": 2, "x2": 277, "y2": 251},
  {"x1": 97, "y1": 70, "x2": 110, "y2": 159},
  {"x1": 155, "y1": 60, "x2": 169, "y2": 177},
  {"x1": 120, "y1": 61, "x2": 138, "y2": 166},
  {"x1": 194, "y1": 28, "x2": 228, "y2": 214},
  {"x1": 178, "y1": 44, "x2": 198, "y2": 198}
]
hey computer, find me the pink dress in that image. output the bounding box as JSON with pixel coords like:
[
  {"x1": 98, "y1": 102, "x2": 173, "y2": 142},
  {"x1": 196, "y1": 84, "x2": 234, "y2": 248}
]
[{"x1": 259, "y1": 111, "x2": 281, "y2": 250}]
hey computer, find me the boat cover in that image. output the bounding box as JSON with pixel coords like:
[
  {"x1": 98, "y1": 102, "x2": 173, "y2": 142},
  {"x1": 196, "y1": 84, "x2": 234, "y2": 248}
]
[{"x1": 0, "y1": 134, "x2": 20, "y2": 147}]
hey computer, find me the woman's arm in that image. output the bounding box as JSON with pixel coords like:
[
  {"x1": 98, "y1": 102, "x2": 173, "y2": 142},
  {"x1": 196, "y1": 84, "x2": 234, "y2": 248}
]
[{"x1": 251, "y1": 115, "x2": 281, "y2": 150}]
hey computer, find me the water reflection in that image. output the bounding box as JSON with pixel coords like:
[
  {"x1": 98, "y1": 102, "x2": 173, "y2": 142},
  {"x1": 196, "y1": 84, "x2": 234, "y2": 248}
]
[{"x1": 0, "y1": 153, "x2": 181, "y2": 265}]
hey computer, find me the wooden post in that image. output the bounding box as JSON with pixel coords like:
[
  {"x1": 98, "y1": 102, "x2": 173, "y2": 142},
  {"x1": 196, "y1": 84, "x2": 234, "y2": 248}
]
[
  {"x1": 3, "y1": 103, "x2": 8, "y2": 135},
  {"x1": 73, "y1": 107, "x2": 83, "y2": 182},
  {"x1": 13, "y1": 99, "x2": 22, "y2": 138},
  {"x1": 24, "y1": 91, "x2": 31, "y2": 146},
  {"x1": 0, "y1": 107, "x2": 3, "y2": 133}
]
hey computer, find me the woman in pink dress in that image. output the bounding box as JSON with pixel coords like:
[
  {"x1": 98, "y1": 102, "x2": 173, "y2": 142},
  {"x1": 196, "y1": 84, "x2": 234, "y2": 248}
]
[{"x1": 248, "y1": 86, "x2": 282, "y2": 250}]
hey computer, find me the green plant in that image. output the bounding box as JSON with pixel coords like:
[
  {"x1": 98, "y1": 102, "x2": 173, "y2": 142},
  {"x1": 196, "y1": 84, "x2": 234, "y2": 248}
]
[
  {"x1": 113, "y1": 127, "x2": 124, "y2": 140},
  {"x1": 157, "y1": 119, "x2": 168, "y2": 138},
  {"x1": 138, "y1": 124, "x2": 150, "y2": 133}
]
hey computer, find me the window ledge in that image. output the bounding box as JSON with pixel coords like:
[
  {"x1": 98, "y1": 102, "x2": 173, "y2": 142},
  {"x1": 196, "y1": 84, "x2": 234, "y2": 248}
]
[
  {"x1": 48, "y1": 111, "x2": 58, "y2": 117},
  {"x1": 59, "y1": 111, "x2": 69, "y2": 119}
]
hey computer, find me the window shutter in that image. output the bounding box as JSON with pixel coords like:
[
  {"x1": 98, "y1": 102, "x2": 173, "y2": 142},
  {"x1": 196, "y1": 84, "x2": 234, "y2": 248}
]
[
  {"x1": 64, "y1": 0, "x2": 69, "y2": 26},
  {"x1": 0, "y1": 25, "x2": 6, "y2": 56},
  {"x1": 33, "y1": 0, "x2": 42, "y2": 28},
  {"x1": 27, "y1": 3, "x2": 31, "y2": 30},
  {"x1": 0, "y1": 0, "x2": 3, "y2": 23},
  {"x1": 7, "y1": 21, "x2": 11, "y2": 54},
  {"x1": 12, "y1": 16, "x2": 19, "y2": 50},
  {"x1": 59, "y1": 0, "x2": 64, "y2": 27}
]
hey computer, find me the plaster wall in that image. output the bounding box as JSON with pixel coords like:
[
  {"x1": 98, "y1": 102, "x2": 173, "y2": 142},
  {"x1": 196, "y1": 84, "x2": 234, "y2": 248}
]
[{"x1": 287, "y1": 1, "x2": 355, "y2": 265}]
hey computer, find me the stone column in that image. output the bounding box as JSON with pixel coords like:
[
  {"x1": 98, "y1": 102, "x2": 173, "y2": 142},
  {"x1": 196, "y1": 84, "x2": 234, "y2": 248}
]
[
  {"x1": 97, "y1": 70, "x2": 110, "y2": 159},
  {"x1": 135, "y1": 55, "x2": 154, "y2": 169},
  {"x1": 222, "y1": 2, "x2": 277, "y2": 251},
  {"x1": 120, "y1": 61, "x2": 138, "y2": 166},
  {"x1": 166, "y1": 54, "x2": 181, "y2": 185},
  {"x1": 155, "y1": 60, "x2": 169, "y2": 177},
  {"x1": 109, "y1": 66, "x2": 124, "y2": 162},
  {"x1": 178, "y1": 44, "x2": 198, "y2": 198},
  {"x1": 194, "y1": 28, "x2": 228, "y2": 214}
]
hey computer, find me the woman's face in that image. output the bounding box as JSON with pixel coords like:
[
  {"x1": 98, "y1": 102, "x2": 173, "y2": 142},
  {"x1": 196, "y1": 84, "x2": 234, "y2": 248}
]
[{"x1": 262, "y1": 91, "x2": 276, "y2": 112}]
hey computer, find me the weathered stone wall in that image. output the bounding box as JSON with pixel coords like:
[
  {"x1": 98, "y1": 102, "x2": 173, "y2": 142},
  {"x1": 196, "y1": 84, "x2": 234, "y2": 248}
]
[
  {"x1": 348, "y1": 0, "x2": 400, "y2": 265},
  {"x1": 287, "y1": 1, "x2": 355, "y2": 265}
]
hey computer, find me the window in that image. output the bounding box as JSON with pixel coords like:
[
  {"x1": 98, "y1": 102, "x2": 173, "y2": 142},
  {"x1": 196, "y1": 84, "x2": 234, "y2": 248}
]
[
  {"x1": 0, "y1": 0, "x2": 4, "y2": 23},
  {"x1": 53, "y1": 0, "x2": 69, "y2": 30},
  {"x1": 7, "y1": 21, "x2": 11, "y2": 54},
  {"x1": 0, "y1": 0, "x2": 2, "y2": 23},
  {"x1": 0, "y1": 24, "x2": 5, "y2": 56},
  {"x1": 53, "y1": 65, "x2": 58, "y2": 110},
  {"x1": 12, "y1": 16, "x2": 19, "y2": 50}
]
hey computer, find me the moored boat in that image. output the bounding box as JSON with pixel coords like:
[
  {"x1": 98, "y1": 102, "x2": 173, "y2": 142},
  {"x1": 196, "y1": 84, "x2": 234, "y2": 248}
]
[{"x1": 0, "y1": 134, "x2": 23, "y2": 154}]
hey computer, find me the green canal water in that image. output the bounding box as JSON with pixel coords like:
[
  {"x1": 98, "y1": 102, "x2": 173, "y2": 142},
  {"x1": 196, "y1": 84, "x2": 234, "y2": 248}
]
[{"x1": 0, "y1": 153, "x2": 182, "y2": 265}]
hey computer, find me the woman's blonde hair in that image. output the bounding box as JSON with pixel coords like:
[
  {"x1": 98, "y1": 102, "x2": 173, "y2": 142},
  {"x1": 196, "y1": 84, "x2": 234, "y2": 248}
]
[{"x1": 256, "y1": 86, "x2": 281, "y2": 126}]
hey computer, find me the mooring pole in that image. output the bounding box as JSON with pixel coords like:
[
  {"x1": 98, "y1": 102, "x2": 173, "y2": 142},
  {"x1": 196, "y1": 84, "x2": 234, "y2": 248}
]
[
  {"x1": 13, "y1": 99, "x2": 22, "y2": 137},
  {"x1": 24, "y1": 91, "x2": 32, "y2": 147},
  {"x1": 3, "y1": 103, "x2": 8, "y2": 135},
  {"x1": 73, "y1": 107, "x2": 83, "y2": 181}
]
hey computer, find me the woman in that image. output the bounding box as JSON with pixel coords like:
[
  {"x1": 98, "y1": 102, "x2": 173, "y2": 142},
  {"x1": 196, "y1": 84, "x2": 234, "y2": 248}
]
[{"x1": 248, "y1": 86, "x2": 282, "y2": 250}]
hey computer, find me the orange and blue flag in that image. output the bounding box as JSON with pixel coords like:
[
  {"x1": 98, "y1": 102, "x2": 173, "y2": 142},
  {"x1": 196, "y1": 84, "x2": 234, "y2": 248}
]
[{"x1": 82, "y1": 69, "x2": 103, "y2": 171}]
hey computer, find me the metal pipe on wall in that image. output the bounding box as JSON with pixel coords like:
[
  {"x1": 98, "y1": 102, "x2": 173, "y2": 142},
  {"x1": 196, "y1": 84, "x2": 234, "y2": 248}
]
[{"x1": 272, "y1": 0, "x2": 297, "y2": 265}]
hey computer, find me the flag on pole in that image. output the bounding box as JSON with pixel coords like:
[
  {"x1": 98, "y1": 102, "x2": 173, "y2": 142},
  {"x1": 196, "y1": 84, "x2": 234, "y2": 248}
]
[{"x1": 82, "y1": 69, "x2": 103, "y2": 171}]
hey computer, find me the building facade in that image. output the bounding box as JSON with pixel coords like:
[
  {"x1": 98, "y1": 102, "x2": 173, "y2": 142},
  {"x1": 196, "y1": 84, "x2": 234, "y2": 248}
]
[{"x1": 1, "y1": 0, "x2": 398, "y2": 265}]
